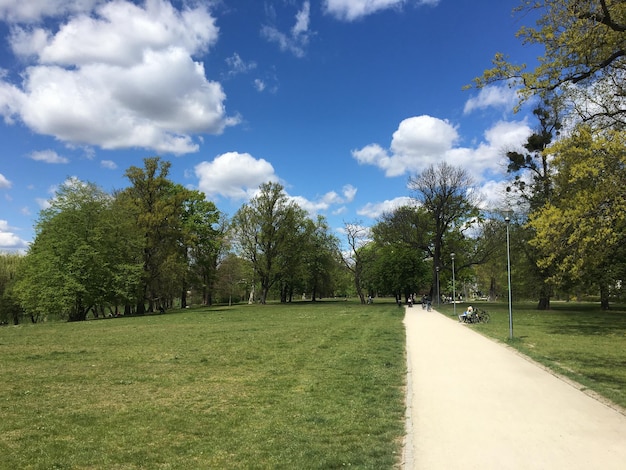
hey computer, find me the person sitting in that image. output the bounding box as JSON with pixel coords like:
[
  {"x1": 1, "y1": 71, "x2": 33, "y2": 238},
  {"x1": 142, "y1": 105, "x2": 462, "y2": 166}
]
[{"x1": 458, "y1": 305, "x2": 473, "y2": 322}]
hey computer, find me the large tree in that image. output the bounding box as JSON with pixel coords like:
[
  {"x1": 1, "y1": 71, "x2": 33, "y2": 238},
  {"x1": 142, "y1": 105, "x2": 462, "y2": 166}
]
[
  {"x1": 231, "y1": 182, "x2": 306, "y2": 304},
  {"x1": 179, "y1": 189, "x2": 224, "y2": 307},
  {"x1": 529, "y1": 125, "x2": 626, "y2": 308},
  {"x1": 301, "y1": 216, "x2": 341, "y2": 301},
  {"x1": 341, "y1": 222, "x2": 370, "y2": 304},
  {"x1": 122, "y1": 157, "x2": 184, "y2": 313},
  {"x1": 473, "y1": 0, "x2": 626, "y2": 129},
  {"x1": 506, "y1": 104, "x2": 562, "y2": 309},
  {"x1": 16, "y1": 180, "x2": 121, "y2": 321},
  {"x1": 407, "y1": 162, "x2": 482, "y2": 295}
]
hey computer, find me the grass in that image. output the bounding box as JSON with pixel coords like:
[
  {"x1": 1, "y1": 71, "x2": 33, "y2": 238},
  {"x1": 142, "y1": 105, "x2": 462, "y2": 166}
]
[
  {"x1": 436, "y1": 300, "x2": 626, "y2": 410},
  {"x1": 0, "y1": 301, "x2": 407, "y2": 470}
]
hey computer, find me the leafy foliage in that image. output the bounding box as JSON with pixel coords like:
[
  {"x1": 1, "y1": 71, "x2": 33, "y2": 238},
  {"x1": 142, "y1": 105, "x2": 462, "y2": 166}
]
[{"x1": 473, "y1": 0, "x2": 626, "y2": 128}]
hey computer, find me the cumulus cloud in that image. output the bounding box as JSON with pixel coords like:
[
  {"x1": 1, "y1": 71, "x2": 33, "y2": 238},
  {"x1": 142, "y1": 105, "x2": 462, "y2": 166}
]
[
  {"x1": 463, "y1": 83, "x2": 520, "y2": 114},
  {"x1": 195, "y1": 152, "x2": 278, "y2": 200},
  {"x1": 262, "y1": 1, "x2": 312, "y2": 57},
  {"x1": 195, "y1": 152, "x2": 357, "y2": 220},
  {"x1": 0, "y1": 0, "x2": 100, "y2": 23},
  {"x1": 288, "y1": 184, "x2": 357, "y2": 217},
  {"x1": 357, "y1": 196, "x2": 415, "y2": 219},
  {"x1": 0, "y1": 173, "x2": 11, "y2": 189},
  {"x1": 352, "y1": 115, "x2": 531, "y2": 182},
  {"x1": 324, "y1": 0, "x2": 439, "y2": 21},
  {"x1": 0, "y1": 0, "x2": 238, "y2": 155},
  {"x1": 101, "y1": 160, "x2": 117, "y2": 169},
  {"x1": 0, "y1": 220, "x2": 29, "y2": 250},
  {"x1": 353, "y1": 115, "x2": 459, "y2": 177},
  {"x1": 29, "y1": 150, "x2": 69, "y2": 164}
]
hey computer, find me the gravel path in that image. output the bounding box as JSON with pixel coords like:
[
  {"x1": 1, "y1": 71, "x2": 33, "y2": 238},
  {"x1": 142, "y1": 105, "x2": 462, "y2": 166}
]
[{"x1": 402, "y1": 307, "x2": 626, "y2": 469}]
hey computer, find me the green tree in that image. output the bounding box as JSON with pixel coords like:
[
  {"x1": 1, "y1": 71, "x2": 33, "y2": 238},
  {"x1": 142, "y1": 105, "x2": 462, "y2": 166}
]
[
  {"x1": 301, "y1": 216, "x2": 341, "y2": 301},
  {"x1": 506, "y1": 104, "x2": 562, "y2": 309},
  {"x1": 122, "y1": 157, "x2": 184, "y2": 313},
  {"x1": 472, "y1": 0, "x2": 626, "y2": 128},
  {"x1": 16, "y1": 180, "x2": 115, "y2": 321},
  {"x1": 178, "y1": 188, "x2": 224, "y2": 308},
  {"x1": 215, "y1": 253, "x2": 249, "y2": 305},
  {"x1": 231, "y1": 182, "x2": 305, "y2": 304},
  {"x1": 0, "y1": 252, "x2": 24, "y2": 325},
  {"x1": 529, "y1": 125, "x2": 626, "y2": 308}
]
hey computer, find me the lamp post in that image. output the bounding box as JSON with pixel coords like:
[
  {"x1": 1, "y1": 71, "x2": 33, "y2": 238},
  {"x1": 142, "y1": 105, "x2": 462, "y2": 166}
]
[
  {"x1": 436, "y1": 266, "x2": 440, "y2": 306},
  {"x1": 451, "y1": 253, "x2": 456, "y2": 317},
  {"x1": 505, "y1": 216, "x2": 513, "y2": 339}
]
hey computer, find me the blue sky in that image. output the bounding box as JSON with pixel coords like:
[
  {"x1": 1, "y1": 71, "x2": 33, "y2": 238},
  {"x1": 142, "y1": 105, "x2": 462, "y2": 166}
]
[{"x1": 0, "y1": 0, "x2": 539, "y2": 251}]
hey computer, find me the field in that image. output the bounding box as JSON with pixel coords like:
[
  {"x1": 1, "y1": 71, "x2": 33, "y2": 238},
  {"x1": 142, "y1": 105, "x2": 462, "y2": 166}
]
[
  {"x1": 0, "y1": 301, "x2": 407, "y2": 470},
  {"x1": 3, "y1": 299, "x2": 626, "y2": 469},
  {"x1": 436, "y1": 301, "x2": 626, "y2": 410}
]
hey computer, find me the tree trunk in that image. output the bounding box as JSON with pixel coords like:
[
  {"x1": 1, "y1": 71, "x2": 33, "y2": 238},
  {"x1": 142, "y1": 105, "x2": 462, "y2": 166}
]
[
  {"x1": 181, "y1": 288, "x2": 187, "y2": 309},
  {"x1": 537, "y1": 284, "x2": 551, "y2": 310},
  {"x1": 600, "y1": 283, "x2": 610, "y2": 310}
]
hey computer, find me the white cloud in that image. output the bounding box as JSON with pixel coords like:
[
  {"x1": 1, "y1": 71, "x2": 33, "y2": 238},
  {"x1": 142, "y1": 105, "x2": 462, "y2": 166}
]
[
  {"x1": 195, "y1": 152, "x2": 278, "y2": 200},
  {"x1": 254, "y1": 79, "x2": 267, "y2": 92},
  {"x1": 324, "y1": 0, "x2": 439, "y2": 21},
  {"x1": 0, "y1": 0, "x2": 238, "y2": 155},
  {"x1": 0, "y1": 0, "x2": 100, "y2": 23},
  {"x1": 0, "y1": 219, "x2": 29, "y2": 250},
  {"x1": 353, "y1": 115, "x2": 458, "y2": 177},
  {"x1": 0, "y1": 173, "x2": 11, "y2": 189},
  {"x1": 353, "y1": 115, "x2": 531, "y2": 182},
  {"x1": 288, "y1": 184, "x2": 357, "y2": 218},
  {"x1": 477, "y1": 179, "x2": 510, "y2": 212},
  {"x1": 262, "y1": 1, "x2": 312, "y2": 57},
  {"x1": 36, "y1": 197, "x2": 51, "y2": 210},
  {"x1": 463, "y1": 83, "x2": 520, "y2": 114},
  {"x1": 357, "y1": 196, "x2": 415, "y2": 219},
  {"x1": 225, "y1": 53, "x2": 257, "y2": 77},
  {"x1": 101, "y1": 160, "x2": 117, "y2": 169},
  {"x1": 29, "y1": 150, "x2": 69, "y2": 164}
]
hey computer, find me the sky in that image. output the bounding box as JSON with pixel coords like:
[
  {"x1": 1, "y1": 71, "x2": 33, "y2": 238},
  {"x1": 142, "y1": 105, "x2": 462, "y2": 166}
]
[{"x1": 0, "y1": 0, "x2": 541, "y2": 251}]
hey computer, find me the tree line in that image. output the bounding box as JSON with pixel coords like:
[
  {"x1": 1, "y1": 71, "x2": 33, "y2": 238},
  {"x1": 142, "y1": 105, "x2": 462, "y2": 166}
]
[{"x1": 2, "y1": 1, "x2": 626, "y2": 323}]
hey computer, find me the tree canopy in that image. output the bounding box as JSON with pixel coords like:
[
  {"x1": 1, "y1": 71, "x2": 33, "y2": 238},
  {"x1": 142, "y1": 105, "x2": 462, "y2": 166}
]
[{"x1": 473, "y1": 0, "x2": 626, "y2": 128}]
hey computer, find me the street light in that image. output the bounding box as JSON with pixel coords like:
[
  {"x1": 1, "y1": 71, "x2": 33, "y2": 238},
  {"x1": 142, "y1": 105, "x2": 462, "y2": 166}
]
[
  {"x1": 451, "y1": 253, "x2": 456, "y2": 317},
  {"x1": 436, "y1": 266, "x2": 440, "y2": 306},
  {"x1": 505, "y1": 215, "x2": 513, "y2": 339}
]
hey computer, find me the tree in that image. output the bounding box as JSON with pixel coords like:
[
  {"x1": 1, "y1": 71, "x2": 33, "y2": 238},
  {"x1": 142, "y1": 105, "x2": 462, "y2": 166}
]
[
  {"x1": 529, "y1": 125, "x2": 626, "y2": 308},
  {"x1": 341, "y1": 222, "x2": 370, "y2": 304},
  {"x1": 16, "y1": 180, "x2": 117, "y2": 321},
  {"x1": 122, "y1": 157, "x2": 184, "y2": 313},
  {"x1": 301, "y1": 216, "x2": 341, "y2": 301},
  {"x1": 231, "y1": 182, "x2": 305, "y2": 304},
  {"x1": 214, "y1": 253, "x2": 249, "y2": 305},
  {"x1": 472, "y1": 0, "x2": 626, "y2": 129},
  {"x1": 407, "y1": 162, "x2": 482, "y2": 294},
  {"x1": 0, "y1": 252, "x2": 24, "y2": 325},
  {"x1": 506, "y1": 104, "x2": 562, "y2": 309},
  {"x1": 179, "y1": 189, "x2": 224, "y2": 307}
]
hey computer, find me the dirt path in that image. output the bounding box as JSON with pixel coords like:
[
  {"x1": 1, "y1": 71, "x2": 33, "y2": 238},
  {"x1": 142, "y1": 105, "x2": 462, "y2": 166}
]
[{"x1": 402, "y1": 307, "x2": 626, "y2": 469}]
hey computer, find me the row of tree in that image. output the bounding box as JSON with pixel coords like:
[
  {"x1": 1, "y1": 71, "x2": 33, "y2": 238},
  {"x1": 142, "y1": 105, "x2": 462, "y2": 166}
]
[
  {"x1": 2, "y1": 1, "x2": 626, "y2": 322},
  {"x1": 0, "y1": 152, "x2": 497, "y2": 324}
]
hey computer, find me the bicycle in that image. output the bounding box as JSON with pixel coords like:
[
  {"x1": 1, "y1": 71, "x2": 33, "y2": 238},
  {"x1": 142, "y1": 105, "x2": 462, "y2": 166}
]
[{"x1": 472, "y1": 309, "x2": 490, "y2": 323}]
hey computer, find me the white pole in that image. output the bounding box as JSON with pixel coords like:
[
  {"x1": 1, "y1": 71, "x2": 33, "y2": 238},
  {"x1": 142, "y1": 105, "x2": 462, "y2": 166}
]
[{"x1": 505, "y1": 217, "x2": 513, "y2": 339}]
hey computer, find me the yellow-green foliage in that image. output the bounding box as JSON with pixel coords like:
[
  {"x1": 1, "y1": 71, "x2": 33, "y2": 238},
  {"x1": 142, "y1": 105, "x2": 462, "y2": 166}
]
[{"x1": 529, "y1": 126, "x2": 626, "y2": 282}]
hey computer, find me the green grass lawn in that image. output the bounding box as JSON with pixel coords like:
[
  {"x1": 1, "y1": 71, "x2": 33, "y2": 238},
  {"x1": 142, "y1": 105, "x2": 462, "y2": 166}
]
[
  {"x1": 436, "y1": 301, "x2": 626, "y2": 410},
  {"x1": 0, "y1": 301, "x2": 407, "y2": 470}
]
